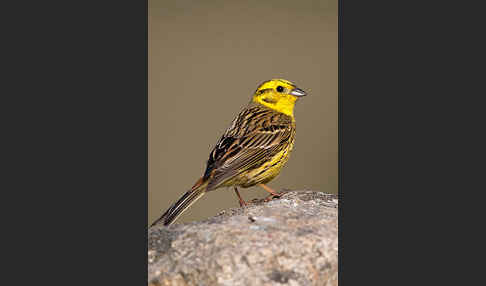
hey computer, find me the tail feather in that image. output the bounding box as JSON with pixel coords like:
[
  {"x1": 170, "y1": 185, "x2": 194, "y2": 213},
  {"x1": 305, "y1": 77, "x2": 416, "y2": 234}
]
[{"x1": 150, "y1": 178, "x2": 207, "y2": 227}]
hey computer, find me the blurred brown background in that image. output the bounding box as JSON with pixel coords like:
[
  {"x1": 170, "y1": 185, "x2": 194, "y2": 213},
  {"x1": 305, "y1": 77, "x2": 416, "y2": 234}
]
[{"x1": 149, "y1": 0, "x2": 337, "y2": 225}]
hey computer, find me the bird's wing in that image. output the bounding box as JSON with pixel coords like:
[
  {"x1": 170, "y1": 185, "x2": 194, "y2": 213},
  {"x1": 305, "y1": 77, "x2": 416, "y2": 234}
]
[{"x1": 203, "y1": 104, "x2": 293, "y2": 190}]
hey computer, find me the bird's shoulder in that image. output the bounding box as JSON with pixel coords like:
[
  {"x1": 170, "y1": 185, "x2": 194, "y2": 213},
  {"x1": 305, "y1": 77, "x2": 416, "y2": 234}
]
[{"x1": 223, "y1": 102, "x2": 293, "y2": 139}]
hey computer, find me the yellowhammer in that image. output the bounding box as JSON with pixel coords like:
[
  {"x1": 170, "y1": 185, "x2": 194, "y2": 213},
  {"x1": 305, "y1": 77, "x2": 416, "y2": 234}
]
[{"x1": 151, "y1": 79, "x2": 307, "y2": 226}]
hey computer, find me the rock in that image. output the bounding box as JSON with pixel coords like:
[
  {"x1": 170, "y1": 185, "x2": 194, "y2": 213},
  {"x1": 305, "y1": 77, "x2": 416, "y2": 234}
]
[{"x1": 148, "y1": 190, "x2": 338, "y2": 286}]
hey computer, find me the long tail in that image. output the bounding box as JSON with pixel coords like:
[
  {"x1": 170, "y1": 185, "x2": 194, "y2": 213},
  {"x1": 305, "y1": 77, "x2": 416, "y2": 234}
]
[{"x1": 150, "y1": 178, "x2": 207, "y2": 227}]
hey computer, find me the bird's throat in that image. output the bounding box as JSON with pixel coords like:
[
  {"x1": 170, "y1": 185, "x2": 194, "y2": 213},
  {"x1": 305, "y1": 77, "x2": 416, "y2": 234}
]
[{"x1": 252, "y1": 96, "x2": 296, "y2": 118}]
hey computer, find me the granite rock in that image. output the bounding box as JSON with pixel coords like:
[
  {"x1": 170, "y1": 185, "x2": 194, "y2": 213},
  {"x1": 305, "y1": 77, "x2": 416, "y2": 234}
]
[{"x1": 148, "y1": 190, "x2": 338, "y2": 286}]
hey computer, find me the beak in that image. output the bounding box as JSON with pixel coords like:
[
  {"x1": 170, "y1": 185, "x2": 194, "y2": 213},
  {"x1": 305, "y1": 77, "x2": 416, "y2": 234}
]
[{"x1": 290, "y1": 87, "x2": 306, "y2": 97}]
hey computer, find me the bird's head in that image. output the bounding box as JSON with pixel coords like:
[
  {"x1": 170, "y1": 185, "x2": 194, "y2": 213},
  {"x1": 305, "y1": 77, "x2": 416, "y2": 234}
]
[{"x1": 252, "y1": 79, "x2": 306, "y2": 117}]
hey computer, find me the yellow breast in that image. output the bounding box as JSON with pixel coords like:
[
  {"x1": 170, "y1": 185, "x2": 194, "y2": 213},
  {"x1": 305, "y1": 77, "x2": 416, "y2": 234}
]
[{"x1": 237, "y1": 138, "x2": 295, "y2": 188}]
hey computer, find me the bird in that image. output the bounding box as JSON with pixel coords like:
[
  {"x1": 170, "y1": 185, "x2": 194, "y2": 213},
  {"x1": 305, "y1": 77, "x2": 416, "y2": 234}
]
[{"x1": 151, "y1": 79, "x2": 307, "y2": 227}]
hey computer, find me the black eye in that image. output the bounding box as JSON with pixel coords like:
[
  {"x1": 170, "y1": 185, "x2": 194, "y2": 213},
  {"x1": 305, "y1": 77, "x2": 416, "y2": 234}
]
[{"x1": 276, "y1": 86, "x2": 284, "y2": 92}]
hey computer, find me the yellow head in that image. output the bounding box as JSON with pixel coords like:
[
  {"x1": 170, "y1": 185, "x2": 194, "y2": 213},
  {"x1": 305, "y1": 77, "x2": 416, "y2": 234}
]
[{"x1": 252, "y1": 79, "x2": 306, "y2": 117}]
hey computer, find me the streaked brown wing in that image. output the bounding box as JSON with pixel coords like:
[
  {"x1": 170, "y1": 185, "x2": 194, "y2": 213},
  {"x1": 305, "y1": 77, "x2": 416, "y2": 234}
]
[{"x1": 203, "y1": 103, "x2": 293, "y2": 191}]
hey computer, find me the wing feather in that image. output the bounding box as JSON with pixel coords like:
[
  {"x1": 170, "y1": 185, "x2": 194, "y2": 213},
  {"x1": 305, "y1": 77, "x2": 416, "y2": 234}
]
[{"x1": 203, "y1": 103, "x2": 294, "y2": 191}]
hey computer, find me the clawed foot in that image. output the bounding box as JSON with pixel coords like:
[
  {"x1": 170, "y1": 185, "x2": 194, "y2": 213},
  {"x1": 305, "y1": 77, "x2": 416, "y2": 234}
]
[
  {"x1": 259, "y1": 184, "x2": 282, "y2": 202},
  {"x1": 234, "y1": 187, "x2": 248, "y2": 207},
  {"x1": 263, "y1": 192, "x2": 282, "y2": 202},
  {"x1": 238, "y1": 199, "x2": 248, "y2": 207}
]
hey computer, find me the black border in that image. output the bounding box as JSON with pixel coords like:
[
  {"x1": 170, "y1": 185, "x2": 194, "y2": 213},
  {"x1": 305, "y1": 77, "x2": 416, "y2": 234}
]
[
  {"x1": 339, "y1": 0, "x2": 474, "y2": 283},
  {"x1": 5, "y1": 0, "x2": 148, "y2": 284}
]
